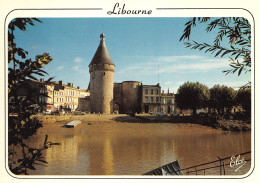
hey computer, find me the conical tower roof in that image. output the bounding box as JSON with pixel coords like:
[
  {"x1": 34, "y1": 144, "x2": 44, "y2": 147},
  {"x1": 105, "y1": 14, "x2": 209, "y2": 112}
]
[{"x1": 89, "y1": 34, "x2": 114, "y2": 66}]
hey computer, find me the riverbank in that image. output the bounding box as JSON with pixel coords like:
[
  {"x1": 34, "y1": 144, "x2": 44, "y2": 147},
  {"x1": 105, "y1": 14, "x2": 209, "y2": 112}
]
[
  {"x1": 35, "y1": 113, "x2": 251, "y2": 132},
  {"x1": 28, "y1": 113, "x2": 251, "y2": 175},
  {"x1": 133, "y1": 115, "x2": 251, "y2": 132}
]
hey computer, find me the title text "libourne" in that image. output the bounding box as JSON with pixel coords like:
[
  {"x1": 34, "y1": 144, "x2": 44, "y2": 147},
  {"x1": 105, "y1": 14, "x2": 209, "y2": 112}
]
[{"x1": 107, "y1": 3, "x2": 152, "y2": 15}]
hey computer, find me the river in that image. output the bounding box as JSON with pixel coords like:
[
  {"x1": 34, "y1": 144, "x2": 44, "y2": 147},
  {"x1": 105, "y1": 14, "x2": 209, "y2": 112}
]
[{"x1": 25, "y1": 117, "x2": 251, "y2": 176}]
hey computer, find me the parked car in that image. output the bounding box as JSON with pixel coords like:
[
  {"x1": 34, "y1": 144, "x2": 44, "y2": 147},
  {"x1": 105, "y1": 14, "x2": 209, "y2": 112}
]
[
  {"x1": 42, "y1": 110, "x2": 51, "y2": 115},
  {"x1": 156, "y1": 112, "x2": 167, "y2": 116},
  {"x1": 72, "y1": 111, "x2": 85, "y2": 115},
  {"x1": 51, "y1": 111, "x2": 60, "y2": 115}
]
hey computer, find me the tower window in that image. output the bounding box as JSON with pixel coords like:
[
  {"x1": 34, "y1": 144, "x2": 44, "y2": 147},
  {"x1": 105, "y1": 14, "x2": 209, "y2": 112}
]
[{"x1": 103, "y1": 72, "x2": 105, "y2": 75}]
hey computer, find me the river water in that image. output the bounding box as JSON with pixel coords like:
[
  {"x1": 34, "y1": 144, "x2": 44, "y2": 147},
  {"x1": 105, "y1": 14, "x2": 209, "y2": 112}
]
[{"x1": 25, "y1": 119, "x2": 252, "y2": 176}]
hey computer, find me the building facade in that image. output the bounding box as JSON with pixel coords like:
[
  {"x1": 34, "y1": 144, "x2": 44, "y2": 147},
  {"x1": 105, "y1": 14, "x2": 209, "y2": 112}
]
[
  {"x1": 113, "y1": 82, "x2": 162, "y2": 114},
  {"x1": 89, "y1": 34, "x2": 115, "y2": 114},
  {"x1": 9, "y1": 79, "x2": 90, "y2": 113},
  {"x1": 140, "y1": 84, "x2": 161, "y2": 113},
  {"x1": 51, "y1": 81, "x2": 89, "y2": 112},
  {"x1": 161, "y1": 90, "x2": 175, "y2": 114}
]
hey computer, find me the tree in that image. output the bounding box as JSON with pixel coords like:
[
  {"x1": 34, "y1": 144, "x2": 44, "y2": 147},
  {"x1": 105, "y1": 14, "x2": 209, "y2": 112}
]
[
  {"x1": 8, "y1": 18, "x2": 54, "y2": 175},
  {"x1": 236, "y1": 88, "x2": 251, "y2": 117},
  {"x1": 180, "y1": 17, "x2": 251, "y2": 86},
  {"x1": 209, "y1": 84, "x2": 237, "y2": 115},
  {"x1": 175, "y1": 82, "x2": 210, "y2": 115}
]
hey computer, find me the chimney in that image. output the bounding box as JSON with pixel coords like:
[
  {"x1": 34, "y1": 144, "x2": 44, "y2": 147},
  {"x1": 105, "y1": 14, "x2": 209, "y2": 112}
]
[
  {"x1": 67, "y1": 83, "x2": 71, "y2": 87},
  {"x1": 77, "y1": 86, "x2": 80, "y2": 89},
  {"x1": 40, "y1": 78, "x2": 44, "y2": 82},
  {"x1": 59, "y1": 80, "x2": 63, "y2": 85},
  {"x1": 71, "y1": 83, "x2": 74, "y2": 87},
  {"x1": 162, "y1": 90, "x2": 164, "y2": 94}
]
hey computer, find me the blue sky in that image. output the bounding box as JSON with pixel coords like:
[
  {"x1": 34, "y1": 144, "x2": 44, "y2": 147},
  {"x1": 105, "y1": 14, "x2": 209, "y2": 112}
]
[{"x1": 12, "y1": 18, "x2": 251, "y2": 93}]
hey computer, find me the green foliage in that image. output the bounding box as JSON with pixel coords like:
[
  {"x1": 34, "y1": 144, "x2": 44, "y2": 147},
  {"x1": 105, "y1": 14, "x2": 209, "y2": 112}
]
[
  {"x1": 236, "y1": 88, "x2": 251, "y2": 116},
  {"x1": 180, "y1": 17, "x2": 251, "y2": 79},
  {"x1": 8, "y1": 18, "x2": 54, "y2": 175},
  {"x1": 209, "y1": 84, "x2": 237, "y2": 114},
  {"x1": 175, "y1": 82, "x2": 210, "y2": 115}
]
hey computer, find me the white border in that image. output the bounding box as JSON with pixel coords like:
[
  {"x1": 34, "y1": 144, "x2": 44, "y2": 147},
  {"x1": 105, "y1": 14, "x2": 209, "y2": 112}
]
[{"x1": 1, "y1": 0, "x2": 259, "y2": 182}]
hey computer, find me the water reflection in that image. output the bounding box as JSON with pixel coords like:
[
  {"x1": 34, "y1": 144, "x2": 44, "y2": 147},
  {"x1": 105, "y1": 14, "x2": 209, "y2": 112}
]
[{"x1": 27, "y1": 123, "x2": 251, "y2": 176}]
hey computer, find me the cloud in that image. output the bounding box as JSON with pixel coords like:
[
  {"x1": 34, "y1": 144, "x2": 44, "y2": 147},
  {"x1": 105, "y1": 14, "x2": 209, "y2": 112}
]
[
  {"x1": 31, "y1": 46, "x2": 41, "y2": 50},
  {"x1": 117, "y1": 56, "x2": 229, "y2": 77},
  {"x1": 151, "y1": 55, "x2": 203, "y2": 63},
  {"x1": 74, "y1": 57, "x2": 83, "y2": 63},
  {"x1": 56, "y1": 66, "x2": 64, "y2": 71},
  {"x1": 159, "y1": 61, "x2": 228, "y2": 73},
  {"x1": 165, "y1": 81, "x2": 173, "y2": 85},
  {"x1": 72, "y1": 66, "x2": 80, "y2": 71},
  {"x1": 205, "y1": 81, "x2": 249, "y2": 89},
  {"x1": 125, "y1": 55, "x2": 203, "y2": 63},
  {"x1": 176, "y1": 81, "x2": 185, "y2": 85}
]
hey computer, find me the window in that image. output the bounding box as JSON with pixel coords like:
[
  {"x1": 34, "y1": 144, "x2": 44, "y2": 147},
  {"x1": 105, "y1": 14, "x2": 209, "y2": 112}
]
[
  {"x1": 161, "y1": 98, "x2": 165, "y2": 104},
  {"x1": 151, "y1": 89, "x2": 153, "y2": 95},
  {"x1": 145, "y1": 89, "x2": 148, "y2": 94},
  {"x1": 162, "y1": 106, "x2": 166, "y2": 112},
  {"x1": 145, "y1": 97, "x2": 148, "y2": 103},
  {"x1": 156, "y1": 89, "x2": 159, "y2": 95},
  {"x1": 151, "y1": 97, "x2": 154, "y2": 103},
  {"x1": 156, "y1": 97, "x2": 159, "y2": 103}
]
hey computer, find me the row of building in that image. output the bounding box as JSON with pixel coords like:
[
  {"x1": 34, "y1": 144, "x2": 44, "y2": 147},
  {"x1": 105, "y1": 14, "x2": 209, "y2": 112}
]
[
  {"x1": 113, "y1": 82, "x2": 174, "y2": 114},
  {"x1": 9, "y1": 79, "x2": 90, "y2": 113},
  {"x1": 9, "y1": 79, "x2": 176, "y2": 115}
]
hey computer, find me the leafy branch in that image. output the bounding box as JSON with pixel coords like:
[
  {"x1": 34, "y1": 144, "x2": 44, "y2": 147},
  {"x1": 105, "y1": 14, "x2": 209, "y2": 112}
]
[
  {"x1": 8, "y1": 18, "x2": 57, "y2": 175},
  {"x1": 180, "y1": 17, "x2": 251, "y2": 78}
]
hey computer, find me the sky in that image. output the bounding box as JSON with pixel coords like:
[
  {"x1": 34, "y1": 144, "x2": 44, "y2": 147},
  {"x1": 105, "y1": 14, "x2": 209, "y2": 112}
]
[{"x1": 12, "y1": 18, "x2": 251, "y2": 93}]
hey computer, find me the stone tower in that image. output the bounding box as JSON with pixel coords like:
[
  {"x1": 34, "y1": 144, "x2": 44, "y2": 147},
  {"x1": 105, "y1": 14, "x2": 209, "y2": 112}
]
[{"x1": 89, "y1": 34, "x2": 115, "y2": 114}]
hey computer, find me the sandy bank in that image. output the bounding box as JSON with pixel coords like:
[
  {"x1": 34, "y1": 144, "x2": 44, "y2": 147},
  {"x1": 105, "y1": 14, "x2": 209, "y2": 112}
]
[{"x1": 34, "y1": 114, "x2": 224, "y2": 136}]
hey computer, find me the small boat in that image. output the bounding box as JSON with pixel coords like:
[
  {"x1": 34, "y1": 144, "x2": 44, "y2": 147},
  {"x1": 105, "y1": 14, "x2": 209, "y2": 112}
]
[{"x1": 64, "y1": 120, "x2": 81, "y2": 128}]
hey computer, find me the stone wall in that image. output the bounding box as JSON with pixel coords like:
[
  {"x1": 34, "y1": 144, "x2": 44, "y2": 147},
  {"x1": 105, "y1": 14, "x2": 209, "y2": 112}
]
[
  {"x1": 122, "y1": 81, "x2": 141, "y2": 113},
  {"x1": 113, "y1": 83, "x2": 123, "y2": 113},
  {"x1": 78, "y1": 97, "x2": 91, "y2": 112}
]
